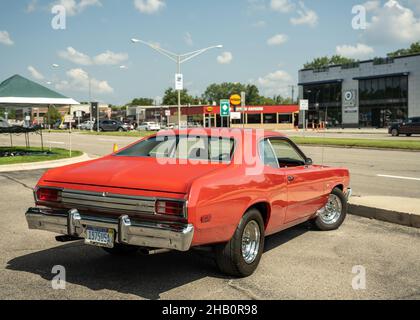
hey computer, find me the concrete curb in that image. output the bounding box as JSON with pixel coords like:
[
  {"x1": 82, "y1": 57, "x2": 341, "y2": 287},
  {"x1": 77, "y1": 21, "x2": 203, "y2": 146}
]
[
  {"x1": 0, "y1": 153, "x2": 92, "y2": 173},
  {"x1": 348, "y1": 203, "x2": 420, "y2": 229}
]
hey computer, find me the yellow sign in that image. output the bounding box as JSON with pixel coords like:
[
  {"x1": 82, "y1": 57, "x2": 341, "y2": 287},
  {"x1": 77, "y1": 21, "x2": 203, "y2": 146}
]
[
  {"x1": 206, "y1": 107, "x2": 214, "y2": 113},
  {"x1": 230, "y1": 94, "x2": 241, "y2": 106}
]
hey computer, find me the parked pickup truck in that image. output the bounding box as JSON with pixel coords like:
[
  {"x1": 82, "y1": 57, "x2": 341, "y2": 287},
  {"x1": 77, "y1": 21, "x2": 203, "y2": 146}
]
[{"x1": 26, "y1": 129, "x2": 351, "y2": 277}]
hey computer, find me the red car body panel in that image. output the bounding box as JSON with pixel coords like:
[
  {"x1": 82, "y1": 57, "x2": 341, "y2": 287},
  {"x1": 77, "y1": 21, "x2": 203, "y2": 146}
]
[{"x1": 34, "y1": 129, "x2": 350, "y2": 247}]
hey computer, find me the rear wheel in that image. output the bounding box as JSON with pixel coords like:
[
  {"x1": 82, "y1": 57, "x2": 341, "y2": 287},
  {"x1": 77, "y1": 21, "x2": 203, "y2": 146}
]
[
  {"x1": 118, "y1": 127, "x2": 124, "y2": 132},
  {"x1": 312, "y1": 188, "x2": 347, "y2": 231},
  {"x1": 406, "y1": 133, "x2": 412, "y2": 137},
  {"x1": 102, "y1": 244, "x2": 138, "y2": 256},
  {"x1": 391, "y1": 129, "x2": 399, "y2": 137},
  {"x1": 214, "y1": 209, "x2": 265, "y2": 277}
]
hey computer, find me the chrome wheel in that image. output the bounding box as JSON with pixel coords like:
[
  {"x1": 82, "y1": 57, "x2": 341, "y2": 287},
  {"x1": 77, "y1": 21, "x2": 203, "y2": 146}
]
[
  {"x1": 241, "y1": 220, "x2": 261, "y2": 264},
  {"x1": 319, "y1": 194, "x2": 343, "y2": 225}
]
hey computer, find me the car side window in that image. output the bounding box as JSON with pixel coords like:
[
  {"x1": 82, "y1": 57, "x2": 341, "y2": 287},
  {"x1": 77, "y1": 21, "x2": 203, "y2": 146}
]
[
  {"x1": 269, "y1": 139, "x2": 306, "y2": 168},
  {"x1": 259, "y1": 139, "x2": 279, "y2": 169}
]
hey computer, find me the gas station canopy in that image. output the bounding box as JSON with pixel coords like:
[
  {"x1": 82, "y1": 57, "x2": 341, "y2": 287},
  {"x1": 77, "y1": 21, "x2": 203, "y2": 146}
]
[{"x1": 0, "y1": 74, "x2": 79, "y2": 106}]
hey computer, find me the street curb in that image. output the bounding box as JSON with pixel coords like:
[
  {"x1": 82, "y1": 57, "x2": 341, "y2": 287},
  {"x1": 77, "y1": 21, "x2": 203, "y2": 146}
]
[
  {"x1": 0, "y1": 153, "x2": 91, "y2": 173},
  {"x1": 348, "y1": 203, "x2": 420, "y2": 229}
]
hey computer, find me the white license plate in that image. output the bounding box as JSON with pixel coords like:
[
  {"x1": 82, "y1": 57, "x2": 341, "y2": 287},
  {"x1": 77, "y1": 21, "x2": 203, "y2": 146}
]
[{"x1": 85, "y1": 226, "x2": 115, "y2": 248}]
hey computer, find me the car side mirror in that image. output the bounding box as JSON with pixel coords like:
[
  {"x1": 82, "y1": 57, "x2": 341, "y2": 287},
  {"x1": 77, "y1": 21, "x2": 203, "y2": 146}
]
[{"x1": 305, "y1": 158, "x2": 313, "y2": 166}]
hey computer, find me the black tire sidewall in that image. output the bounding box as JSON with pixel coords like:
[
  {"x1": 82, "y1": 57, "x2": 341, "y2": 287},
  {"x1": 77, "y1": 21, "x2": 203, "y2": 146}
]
[{"x1": 231, "y1": 209, "x2": 265, "y2": 277}]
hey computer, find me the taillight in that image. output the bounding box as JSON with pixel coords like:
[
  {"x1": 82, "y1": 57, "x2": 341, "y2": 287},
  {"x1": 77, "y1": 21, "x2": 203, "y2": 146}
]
[
  {"x1": 155, "y1": 200, "x2": 185, "y2": 217},
  {"x1": 36, "y1": 188, "x2": 61, "y2": 203}
]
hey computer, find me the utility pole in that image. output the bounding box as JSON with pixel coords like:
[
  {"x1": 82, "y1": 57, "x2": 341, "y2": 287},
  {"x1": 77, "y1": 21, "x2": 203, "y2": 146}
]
[{"x1": 289, "y1": 85, "x2": 296, "y2": 103}]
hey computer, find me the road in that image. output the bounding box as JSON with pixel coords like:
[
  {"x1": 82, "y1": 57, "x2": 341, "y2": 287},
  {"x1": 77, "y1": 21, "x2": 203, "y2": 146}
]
[
  {"x1": 1, "y1": 132, "x2": 419, "y2": 199},
  {"x1": 0, "y1": 169, "x2": 419, "y2": 300}
]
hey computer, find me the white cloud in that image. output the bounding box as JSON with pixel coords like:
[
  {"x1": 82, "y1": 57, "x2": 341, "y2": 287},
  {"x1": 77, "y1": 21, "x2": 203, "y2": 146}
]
[
  {"x1": 217, "y1": 52, "x2": 233, "y2": 64},
  {"x1": 364, "y1": 0, "x2": 420, "y2": 44},
  {"x1": 363, "y1": 0, "x2": 381, "y2": 12},
  {"x1": 270, "y1": 0, "x2": 295, "y2": 13},
  {"x1": 59, "y1": 47, "x2": 128, "y2": 66},
  {"x1": 56, "y1": 68, "x2": 114, "y2": 94},
  {"x1": 290, "y1": 1, "x2": 318, "y2": 27},
  {"x1": 247, "y1": 0, "x2": 266, "y2": 12},
  {"x1": 336, "y1": 43, "x2": 375, "y2": 59},
  {"x1": 267, "y1": 34, "x2": 288, "y2": 46},
  {"x1": 252, "y1": 20, "x2": 267, "y2": 28},
  {"x1": 184, "y1": 32, "x2": 193, "y2": 46},
  {"x1": 134, "y1": 0, "x2": 165, "y2": 14},
  {"x1": 0, "y1": 31, "x2": 14, "y2": 46},
  {"x1": 93, "y1": 51, "x2": 129, "y2": 65},
  {"x1": 257, "y1": 70, "x2": 293, "y2": 96},
  {"x1": 53, "y1": 0, "x2": 102, "y2": 16},
  {"x1": 28, "y1": 66, "x2": 45, "y2": 80},
  {"x1": 59, "y1": 47, "x2": 92, "y2": 65},
  {"x1": 26, "y1": 0, "x2": 37, "y2": 13}
]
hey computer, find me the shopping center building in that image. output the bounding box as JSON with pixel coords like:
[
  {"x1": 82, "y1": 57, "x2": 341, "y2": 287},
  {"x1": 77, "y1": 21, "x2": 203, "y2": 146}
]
[
  {"x1": 298, "y1": 53, "x2": 420, "y2": 128},
  {"x1": 127, "y1": 105, "x2": 300, "y2": 130}
]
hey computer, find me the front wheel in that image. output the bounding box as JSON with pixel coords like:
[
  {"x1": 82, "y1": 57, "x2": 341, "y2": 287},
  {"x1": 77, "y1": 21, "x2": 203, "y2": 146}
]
[
  {"x1": 312, "y1": 188, "x2": 347, "y2": 231},
  {"x1": 406, "y1": 134, "x2": 412, "y2": 137},
  {"x1": 214, "y1": 209, "x2": 265, "y2": 277}
]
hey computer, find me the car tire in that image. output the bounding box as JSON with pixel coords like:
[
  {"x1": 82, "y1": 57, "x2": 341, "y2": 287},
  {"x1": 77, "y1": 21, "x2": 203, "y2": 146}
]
[
  {"x1": 391, "y1": 129, "x2": 399, "y2": 137},
  {"x1": 99, "y1": 128, "x2": 104, "y2": 132},
  {"x1": 102, "y1": 244, "x2": 139, "y2": 256},
  {"x1": 118, "y1": 128, "x2": 124, "y2": 132},
  {"x1": 312, "y1": 188, "x2": 347, "y2": 231},
  {"x1": 406, "y1": 134, "x2": 412, "y2": 137},
  {"x1": 214, "y1": 209, "x2": 265, "y2": 278}
]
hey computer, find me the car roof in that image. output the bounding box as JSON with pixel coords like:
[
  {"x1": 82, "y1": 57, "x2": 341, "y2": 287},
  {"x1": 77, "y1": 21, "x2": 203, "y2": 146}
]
[{"x1": 156, "y1": 128, "x2": 287, "y2": 139}]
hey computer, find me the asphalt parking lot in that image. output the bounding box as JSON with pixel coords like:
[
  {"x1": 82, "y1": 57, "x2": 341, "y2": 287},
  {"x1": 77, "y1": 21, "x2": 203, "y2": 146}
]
[{"x1": 0, "y1": 169, "x2": 419, "y2": 300}]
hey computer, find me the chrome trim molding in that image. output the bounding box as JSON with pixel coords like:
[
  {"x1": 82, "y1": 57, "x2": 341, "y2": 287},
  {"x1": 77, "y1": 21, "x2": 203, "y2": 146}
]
[{"x1": 26, "y1": 208, "x2": 194, "y2": 252}]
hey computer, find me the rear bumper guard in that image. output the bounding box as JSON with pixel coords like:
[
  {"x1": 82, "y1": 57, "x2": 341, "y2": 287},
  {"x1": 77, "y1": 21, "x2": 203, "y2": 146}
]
[{"x1": 26, "y1": 208, "x2": 194, "y2": 252}]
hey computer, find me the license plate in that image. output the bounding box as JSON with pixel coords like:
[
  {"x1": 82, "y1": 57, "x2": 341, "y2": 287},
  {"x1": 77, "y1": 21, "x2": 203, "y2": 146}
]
[{"x1": 85, "y1": 226, "x2": 115, "y2": 248}]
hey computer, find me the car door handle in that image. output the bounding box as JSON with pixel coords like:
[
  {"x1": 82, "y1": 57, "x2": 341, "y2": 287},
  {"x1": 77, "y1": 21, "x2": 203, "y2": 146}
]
[{"x1": 287, "y1": 176, "x2": 295, "y2": 182}]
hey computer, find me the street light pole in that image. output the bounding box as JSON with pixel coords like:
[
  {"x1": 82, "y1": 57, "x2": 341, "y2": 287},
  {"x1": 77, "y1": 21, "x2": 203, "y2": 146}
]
[{"x1": 131, "y1": 38, "x2": 222, "y2": 127}]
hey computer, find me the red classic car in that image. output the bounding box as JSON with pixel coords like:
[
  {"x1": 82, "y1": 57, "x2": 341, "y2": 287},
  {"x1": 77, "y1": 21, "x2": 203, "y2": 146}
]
[{"x1": 26, "y1": 129, "x2": 351, "y2": 277}]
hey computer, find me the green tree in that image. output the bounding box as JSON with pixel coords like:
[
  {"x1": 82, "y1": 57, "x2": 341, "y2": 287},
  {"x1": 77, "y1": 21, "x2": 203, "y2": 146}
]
[
  {"x1": 128, "y1": 97, "x2": 154, "y2": 106},
  {"x1": 44, "y1": 106, "x2": 62, "y2": 125},
  {"x1": 304, "y1": 55, "x2": 355, "y2": 69},
  {"x1": 162, "y1": 88, "x2": 195, "y2": 105},
  {"x1": 203, "y1": 83, "x2": 263, "y2": 105},
  {"x1": 388, "y1": 41, "x2": 420, "y2": 57},
  {"x1": 0, "y1": 108, "x2": 16, "y2": 120}
]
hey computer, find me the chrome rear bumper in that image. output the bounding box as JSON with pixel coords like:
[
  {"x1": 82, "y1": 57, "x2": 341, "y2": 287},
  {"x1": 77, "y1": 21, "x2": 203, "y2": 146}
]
[
  {"x1": 26, "y1": 208, "x2": 194, "y2": 252},
  {"x1": 345, "y1": 188, "x2": 352, "y2": 200}
]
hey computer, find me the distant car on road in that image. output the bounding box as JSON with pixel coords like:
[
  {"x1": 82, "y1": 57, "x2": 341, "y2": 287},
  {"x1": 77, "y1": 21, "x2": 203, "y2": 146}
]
[
  {"x1": 137, "y1": 122, "x2": 161, "y2": 131},
  {"x1": 389, "y1": 117, "x2": 420, "y2": 137},
  {"x1": 78, "y1": 120, "x2": 94, "y2": 131},
  {"x1": 93, "y1": 120, "x2": 127, "y2": 132}
]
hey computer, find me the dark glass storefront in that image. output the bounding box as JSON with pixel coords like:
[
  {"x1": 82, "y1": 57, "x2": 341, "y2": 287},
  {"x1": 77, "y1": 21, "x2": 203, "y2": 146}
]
[
  {"x1": 303, "y1": 82, "x2": 342, "y2": 127},
  {"x1": 358, "y1": 75, "x2": 408, "y2": 128}
]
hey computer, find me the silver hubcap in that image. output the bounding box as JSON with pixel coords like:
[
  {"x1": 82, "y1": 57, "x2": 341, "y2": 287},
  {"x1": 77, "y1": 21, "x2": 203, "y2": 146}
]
[
  {"x1": 319, "y1": 194, "x2": 343, "y2": 225},
  {"x1": 241, "y1": 220, "x2": 261, "y2": 264}
]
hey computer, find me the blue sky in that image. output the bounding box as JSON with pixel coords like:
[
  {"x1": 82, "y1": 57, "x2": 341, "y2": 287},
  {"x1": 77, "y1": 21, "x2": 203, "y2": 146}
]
[{"x1": 0, "y1": 0, "x2": 419, "y2": 105}]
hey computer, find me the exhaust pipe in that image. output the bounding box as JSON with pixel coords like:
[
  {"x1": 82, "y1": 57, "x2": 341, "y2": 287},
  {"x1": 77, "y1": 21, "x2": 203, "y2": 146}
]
[{"x1": 140, "y1": 248, "x2": 171, "y2": 255}]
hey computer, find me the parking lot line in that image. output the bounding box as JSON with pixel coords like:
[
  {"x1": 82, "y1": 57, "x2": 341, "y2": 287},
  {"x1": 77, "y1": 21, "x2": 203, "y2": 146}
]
[
  {"x1": 377, "y1": 174, "x2": 420, "y2": 181},
  {"x1": 46, "y1": 141, "x2": 65, "y2": 145}
]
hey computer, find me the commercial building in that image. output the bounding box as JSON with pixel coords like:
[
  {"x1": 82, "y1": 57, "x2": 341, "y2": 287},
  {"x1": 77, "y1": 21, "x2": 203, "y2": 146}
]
[
  {"x1": 127, "y1": 105, "x2": 299, "y2": 129},
  {"x1": 298, "y1": 54, "x2": 420, "y2": 128}
]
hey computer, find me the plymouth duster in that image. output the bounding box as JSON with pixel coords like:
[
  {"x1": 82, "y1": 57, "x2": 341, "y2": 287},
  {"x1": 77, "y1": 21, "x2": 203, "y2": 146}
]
[{"x1": 26, "y1": 129, "x2": 351, "y2": 277}]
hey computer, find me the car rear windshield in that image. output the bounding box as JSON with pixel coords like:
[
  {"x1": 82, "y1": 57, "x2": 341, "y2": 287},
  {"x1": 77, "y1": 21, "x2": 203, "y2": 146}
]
[{"x1": 116, "y1": 135, "x2": 235, "y2": 162}]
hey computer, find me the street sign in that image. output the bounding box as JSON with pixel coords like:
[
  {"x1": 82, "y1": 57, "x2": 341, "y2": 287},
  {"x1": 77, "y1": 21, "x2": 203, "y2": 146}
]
[
  {"x1": 299, "y1": 99, "x2": 309, "y2": 111},
  {"x1": 175, "y1": 73, "x2": 183, "y2": 90},
  {"x1": 220, "y1": 100, "x2": 231, "y2": 117},
  {"x1": 64, "y1": 115, "x2": 75, "y2": 123},
  {"x1": 165, "y1": 110, "x2": 171, "y2": 117},
  {"x1": 231, "y1": 112, "x2": 241, "y2": 120},
  {"x1": 230, "y1": 94, "x2": 241, "y2": 106},
  {"x1": 76, "y1": 110, "x2": 83, "y2": 118}
]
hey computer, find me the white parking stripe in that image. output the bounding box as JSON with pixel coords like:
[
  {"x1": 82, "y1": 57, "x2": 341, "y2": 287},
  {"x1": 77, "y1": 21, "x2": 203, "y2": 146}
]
[
  {"x1": 98, "y1": 139, "x2": 117, "y2": 142},
  {"x1": 377, "y1": 174, "x2": 420, "y2": 181},
  {"x1": 46, "y1": 141, "x2": 65, "y2": 145}
]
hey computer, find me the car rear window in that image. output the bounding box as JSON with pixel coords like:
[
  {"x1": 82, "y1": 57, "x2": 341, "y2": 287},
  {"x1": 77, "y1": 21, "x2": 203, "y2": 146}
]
[{"x1": 116, "y1": 135, "x2": 235, "y2": 162}]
